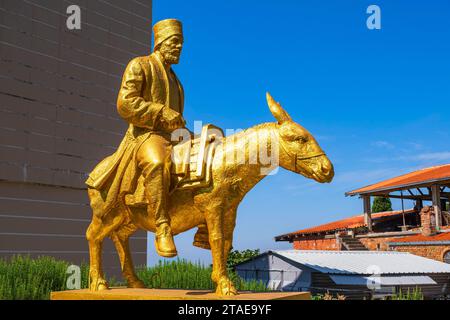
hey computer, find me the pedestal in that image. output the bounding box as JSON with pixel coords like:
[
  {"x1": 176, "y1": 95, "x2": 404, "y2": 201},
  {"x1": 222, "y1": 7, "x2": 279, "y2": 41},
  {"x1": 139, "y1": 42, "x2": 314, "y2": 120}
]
[{"x1": 51, "y1": 288, "x2": 311, "y2": 300}]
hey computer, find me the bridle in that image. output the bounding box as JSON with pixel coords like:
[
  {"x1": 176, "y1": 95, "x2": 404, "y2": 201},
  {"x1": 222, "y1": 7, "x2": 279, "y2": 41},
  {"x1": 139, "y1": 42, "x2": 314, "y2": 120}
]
[
  {"x1": 279, "y1": 139, "x2": 326, "y2": 171},
  {"x1": 296, "y1": 152, "x2": 326, "y2": 161}
]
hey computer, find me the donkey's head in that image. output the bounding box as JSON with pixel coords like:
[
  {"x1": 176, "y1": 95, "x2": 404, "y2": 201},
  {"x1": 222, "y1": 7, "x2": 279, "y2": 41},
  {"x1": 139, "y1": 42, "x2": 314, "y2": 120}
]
[{"x1": 266, "y1": 92, "x2": 334, "y2": 183}]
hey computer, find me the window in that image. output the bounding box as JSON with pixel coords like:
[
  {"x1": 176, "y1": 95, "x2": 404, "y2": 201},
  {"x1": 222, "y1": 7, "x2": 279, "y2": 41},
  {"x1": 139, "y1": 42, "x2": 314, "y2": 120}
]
[{"x1": 444, "y1": 251, "x2": 450, "y2": 264}]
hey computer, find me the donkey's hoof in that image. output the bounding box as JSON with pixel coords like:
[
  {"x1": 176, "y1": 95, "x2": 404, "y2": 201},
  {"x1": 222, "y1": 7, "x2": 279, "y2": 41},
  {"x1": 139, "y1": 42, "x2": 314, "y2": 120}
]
[
  {"x1": 97, "y1": 283, "x2": 109, "y2": 291},
  {"x1": 128, "y1": 279, "x2": 146, "y2": 289},
  {"x1": 90, "y1": 278, "x2": 109, "y2": 291},
  {"x1": 215, "y1": 277, "x2": 238, "y2": 296}
]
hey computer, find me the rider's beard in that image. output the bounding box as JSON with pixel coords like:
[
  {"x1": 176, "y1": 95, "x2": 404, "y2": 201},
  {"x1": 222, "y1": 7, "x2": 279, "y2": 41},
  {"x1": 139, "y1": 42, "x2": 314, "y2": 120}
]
[{"x1": 161, "y1": 49, "x2": 181, "y2": 65}]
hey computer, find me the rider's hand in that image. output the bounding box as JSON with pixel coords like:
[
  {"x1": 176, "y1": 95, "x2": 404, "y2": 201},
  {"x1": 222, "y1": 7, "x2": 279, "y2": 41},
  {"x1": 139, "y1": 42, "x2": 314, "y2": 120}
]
[{"x1": 160, "y1": 107, "x2": 185, "y2": 130}]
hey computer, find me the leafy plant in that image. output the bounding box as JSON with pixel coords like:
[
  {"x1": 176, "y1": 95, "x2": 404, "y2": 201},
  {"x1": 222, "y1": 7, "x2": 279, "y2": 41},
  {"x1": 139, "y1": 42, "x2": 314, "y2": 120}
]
[
  {"x1": 372, "y1": 196, "x2": 393, "y2": 213},
  {"x1": 227, "y1": 249, "x2": 260, "y2": 269},
  {"x1": 311, "y1": 291, "x2": 346, "y2": 300},
  {"x1": 390, "y1": 287, "x2": 424, "y2": 300},
  {"x1": 136, "y1": 259, "x2": 269, "y2": 292},
  {"x1": 137, "y1": 259, "x2": 213, "y2": 290},
  {"x1": 0, "y1": 255, "x2": 89, "y2": 300},
  {"x1": 0, "y1": 255, "x2": 269, "y2": 300}
]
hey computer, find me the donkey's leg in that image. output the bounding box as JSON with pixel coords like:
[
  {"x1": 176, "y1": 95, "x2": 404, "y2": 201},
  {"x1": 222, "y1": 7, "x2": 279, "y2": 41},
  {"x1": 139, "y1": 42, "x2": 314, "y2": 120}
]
[
  {"x1": 86, "y1": 214, "x2": 123, "y2": 291},
  {"x1": 111, "y1": 225, "x2": 145, "y2": 289},
  {"x1": 223, "y1": 209, "x2": 237, "y2": 266},
  {"x1": 205, "y1": 207, "x2": 237, "y2": 296}
]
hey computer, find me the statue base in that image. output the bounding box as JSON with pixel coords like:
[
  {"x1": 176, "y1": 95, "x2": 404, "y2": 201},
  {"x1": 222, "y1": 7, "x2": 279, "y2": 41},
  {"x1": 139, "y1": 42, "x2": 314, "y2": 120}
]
[{"x1": 50, "y1": 287, "x2": 311, "y2": 300}]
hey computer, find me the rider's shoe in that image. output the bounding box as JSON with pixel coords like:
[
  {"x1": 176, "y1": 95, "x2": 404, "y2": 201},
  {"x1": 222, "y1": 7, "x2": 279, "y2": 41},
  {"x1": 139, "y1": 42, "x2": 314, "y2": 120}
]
[{"x1": 155, "y1": 223, "x2": 178, "y2": 258}]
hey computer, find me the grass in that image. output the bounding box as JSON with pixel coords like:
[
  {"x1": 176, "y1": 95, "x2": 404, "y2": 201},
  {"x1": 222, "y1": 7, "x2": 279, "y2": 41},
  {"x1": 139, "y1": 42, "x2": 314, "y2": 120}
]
[
  {"x1": 0, "y1": 255, "x2": 268, "y2": 300},
  {"x1": 136, "y1": 259, "x2": 269, "y2": 292},
  {"x1": 0, "y1": 255, "x2": 89, "y2": 300},
  {"x1": 311, "y1": 292, "x2": 346, "y2": 300},
  {"x1": 390, "y1": 287, "x2": 424, "y2": 300}
]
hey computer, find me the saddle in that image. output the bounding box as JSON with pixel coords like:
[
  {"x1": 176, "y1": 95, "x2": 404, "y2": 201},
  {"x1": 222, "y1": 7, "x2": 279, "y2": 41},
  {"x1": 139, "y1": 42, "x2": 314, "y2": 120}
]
[{"x1": 125, "y1": 124, "x2": 223, "y2": 207}]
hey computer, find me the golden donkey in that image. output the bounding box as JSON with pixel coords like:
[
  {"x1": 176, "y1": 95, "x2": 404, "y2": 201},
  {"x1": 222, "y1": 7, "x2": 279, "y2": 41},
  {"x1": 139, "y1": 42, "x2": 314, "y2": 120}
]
[{"x1": 86, "y1": 93, "x2": 334, "y2": 296}]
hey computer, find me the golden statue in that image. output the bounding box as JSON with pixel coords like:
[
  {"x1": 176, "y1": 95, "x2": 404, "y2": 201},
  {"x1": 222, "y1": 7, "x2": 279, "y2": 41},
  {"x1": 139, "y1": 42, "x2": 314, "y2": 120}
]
[{"x1": 85, "y1": 18, "x2": 334, "y2": 296}]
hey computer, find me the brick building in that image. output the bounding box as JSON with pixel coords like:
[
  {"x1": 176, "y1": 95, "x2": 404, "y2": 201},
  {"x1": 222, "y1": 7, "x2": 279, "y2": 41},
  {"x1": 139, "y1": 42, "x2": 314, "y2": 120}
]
[
  {"x1": 0, "y1": 0, "x2": 152, "y2": 277},
  {"x1": 275, "y1": 164, "x2": 450, "y2": 263}
]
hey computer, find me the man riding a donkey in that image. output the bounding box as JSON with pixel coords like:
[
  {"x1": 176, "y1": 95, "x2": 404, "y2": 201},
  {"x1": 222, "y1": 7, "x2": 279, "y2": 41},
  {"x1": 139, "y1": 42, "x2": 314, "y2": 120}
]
[
  {"x1": 85, "y1": 18, "x2": 334, "y2": 295},
  {"x1": 86, "y1": 18, "x2": 187, "y2": 258}
]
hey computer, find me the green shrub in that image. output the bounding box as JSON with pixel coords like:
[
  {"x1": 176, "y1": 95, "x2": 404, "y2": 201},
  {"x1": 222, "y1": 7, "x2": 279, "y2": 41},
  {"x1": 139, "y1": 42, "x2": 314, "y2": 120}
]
[
  {"x1": 311, "y1": 292, "x2": 346, "y2": 300},
  {"x1": 390, "y1": 287, "x2": 424, "y2": 300},
  {"x1": 0, "y1": 256, "x2": 269, "y2": 300},
  {"x1": 372, "y1": 197, "x2": 393, "y2": 213},
  {"x1": 0, "y1": 255, "x2": 89, "y2": 300},
  {"x1": 137, "y1": 259, "x2": 214, "y2": 290},
  {"x1": 136, "y1": 259, "x2": 269, "y2": 292},
  {"x1": 227, "y1": 249, "x2": 260, "y2": 269}
]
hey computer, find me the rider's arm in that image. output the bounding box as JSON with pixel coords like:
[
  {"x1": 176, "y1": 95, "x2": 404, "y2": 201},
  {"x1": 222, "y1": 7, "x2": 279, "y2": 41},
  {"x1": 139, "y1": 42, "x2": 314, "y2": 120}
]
[{"x1": 116, "y1": 58, "x2": 164, "y2": 129}]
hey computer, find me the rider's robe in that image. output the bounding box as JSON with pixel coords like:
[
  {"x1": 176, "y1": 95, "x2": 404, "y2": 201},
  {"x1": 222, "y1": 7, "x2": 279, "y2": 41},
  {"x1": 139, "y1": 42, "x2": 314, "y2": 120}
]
[{"x1": 85, "y1": 53, "x2": 184, "y2": 217}]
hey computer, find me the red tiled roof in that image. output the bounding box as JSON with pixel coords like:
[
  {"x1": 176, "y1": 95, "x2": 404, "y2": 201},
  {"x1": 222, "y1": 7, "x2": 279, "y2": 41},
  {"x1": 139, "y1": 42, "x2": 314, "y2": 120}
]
[
  {"x1": 346, "y1": 164, "x2": 450, "y2": 196},
  {"x1": 389, "y1": 232, "x2": 450, "y2": 243},
  {"x1": 276, "y1": 209, "x2": 416, "y2": 239}
]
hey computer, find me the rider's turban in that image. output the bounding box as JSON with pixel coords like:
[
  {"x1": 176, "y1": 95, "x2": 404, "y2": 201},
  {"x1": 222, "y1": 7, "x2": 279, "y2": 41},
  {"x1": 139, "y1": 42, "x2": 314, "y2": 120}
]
[{"x1": 153, "y1": 18, "x2": 183, "y2": 50}]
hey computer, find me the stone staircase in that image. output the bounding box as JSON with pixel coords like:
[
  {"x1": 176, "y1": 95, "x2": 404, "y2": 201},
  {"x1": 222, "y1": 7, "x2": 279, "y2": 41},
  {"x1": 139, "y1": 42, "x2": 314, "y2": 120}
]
[{"x1": 340, "y1": 236, "x2": 368, "y2": 251}]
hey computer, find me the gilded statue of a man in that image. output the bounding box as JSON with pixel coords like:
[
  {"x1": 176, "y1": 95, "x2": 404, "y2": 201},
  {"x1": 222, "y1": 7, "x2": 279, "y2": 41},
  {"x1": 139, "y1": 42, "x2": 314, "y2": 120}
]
[{"x1": 86, "y1": 19, "x2": 186, "y2": 257}]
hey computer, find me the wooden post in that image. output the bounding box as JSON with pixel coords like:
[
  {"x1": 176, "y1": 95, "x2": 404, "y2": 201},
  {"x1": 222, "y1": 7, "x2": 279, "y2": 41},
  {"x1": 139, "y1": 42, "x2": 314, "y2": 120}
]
[
  {"x1": 441, "y1": 199, "x2": 447, "y2": 212},
  {"x1": 415, "y1": 199, "x2": 423, "y2": 211},
  {"x1": 431, "y1": 185, "x2": 441, "y2": 230},
  {"x1": 335, "y1": 233, "x2": 342, "y2": 250},
  {"x1": 363, "y1": 196, "x2": 372, "y2": 232}
]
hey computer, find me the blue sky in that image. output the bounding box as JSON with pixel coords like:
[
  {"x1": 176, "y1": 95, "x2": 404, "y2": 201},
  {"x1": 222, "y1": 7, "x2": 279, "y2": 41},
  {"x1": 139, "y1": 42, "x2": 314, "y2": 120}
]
[{"x1": 147, "y1": 0, "x2": 450, "y2": 265}]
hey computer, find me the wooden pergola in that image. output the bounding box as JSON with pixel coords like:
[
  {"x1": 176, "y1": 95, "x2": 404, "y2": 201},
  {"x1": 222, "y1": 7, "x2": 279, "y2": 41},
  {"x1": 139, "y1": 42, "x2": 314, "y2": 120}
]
[{"x1": 346, "y1": 164, "x2": 450, "y2": 232}]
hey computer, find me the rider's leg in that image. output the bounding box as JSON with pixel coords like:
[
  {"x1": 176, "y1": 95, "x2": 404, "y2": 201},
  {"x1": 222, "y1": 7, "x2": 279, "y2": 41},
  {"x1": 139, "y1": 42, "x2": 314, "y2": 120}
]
[{"x1": 137, "y1": 134, "x2": 177, "y2": 257}]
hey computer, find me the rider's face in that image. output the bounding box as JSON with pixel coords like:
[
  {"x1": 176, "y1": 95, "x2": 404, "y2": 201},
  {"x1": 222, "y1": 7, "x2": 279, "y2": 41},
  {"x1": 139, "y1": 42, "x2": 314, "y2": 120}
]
[{"x1": 158, "y1": 35, "x2": 183, "y2": 65}]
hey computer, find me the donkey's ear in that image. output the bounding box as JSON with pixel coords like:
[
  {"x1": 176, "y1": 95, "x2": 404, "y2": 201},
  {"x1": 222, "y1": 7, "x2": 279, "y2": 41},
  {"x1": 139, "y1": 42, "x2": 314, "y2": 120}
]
[{"x1": 266, "y1": 92, "x2": 292, "y2": 124}]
